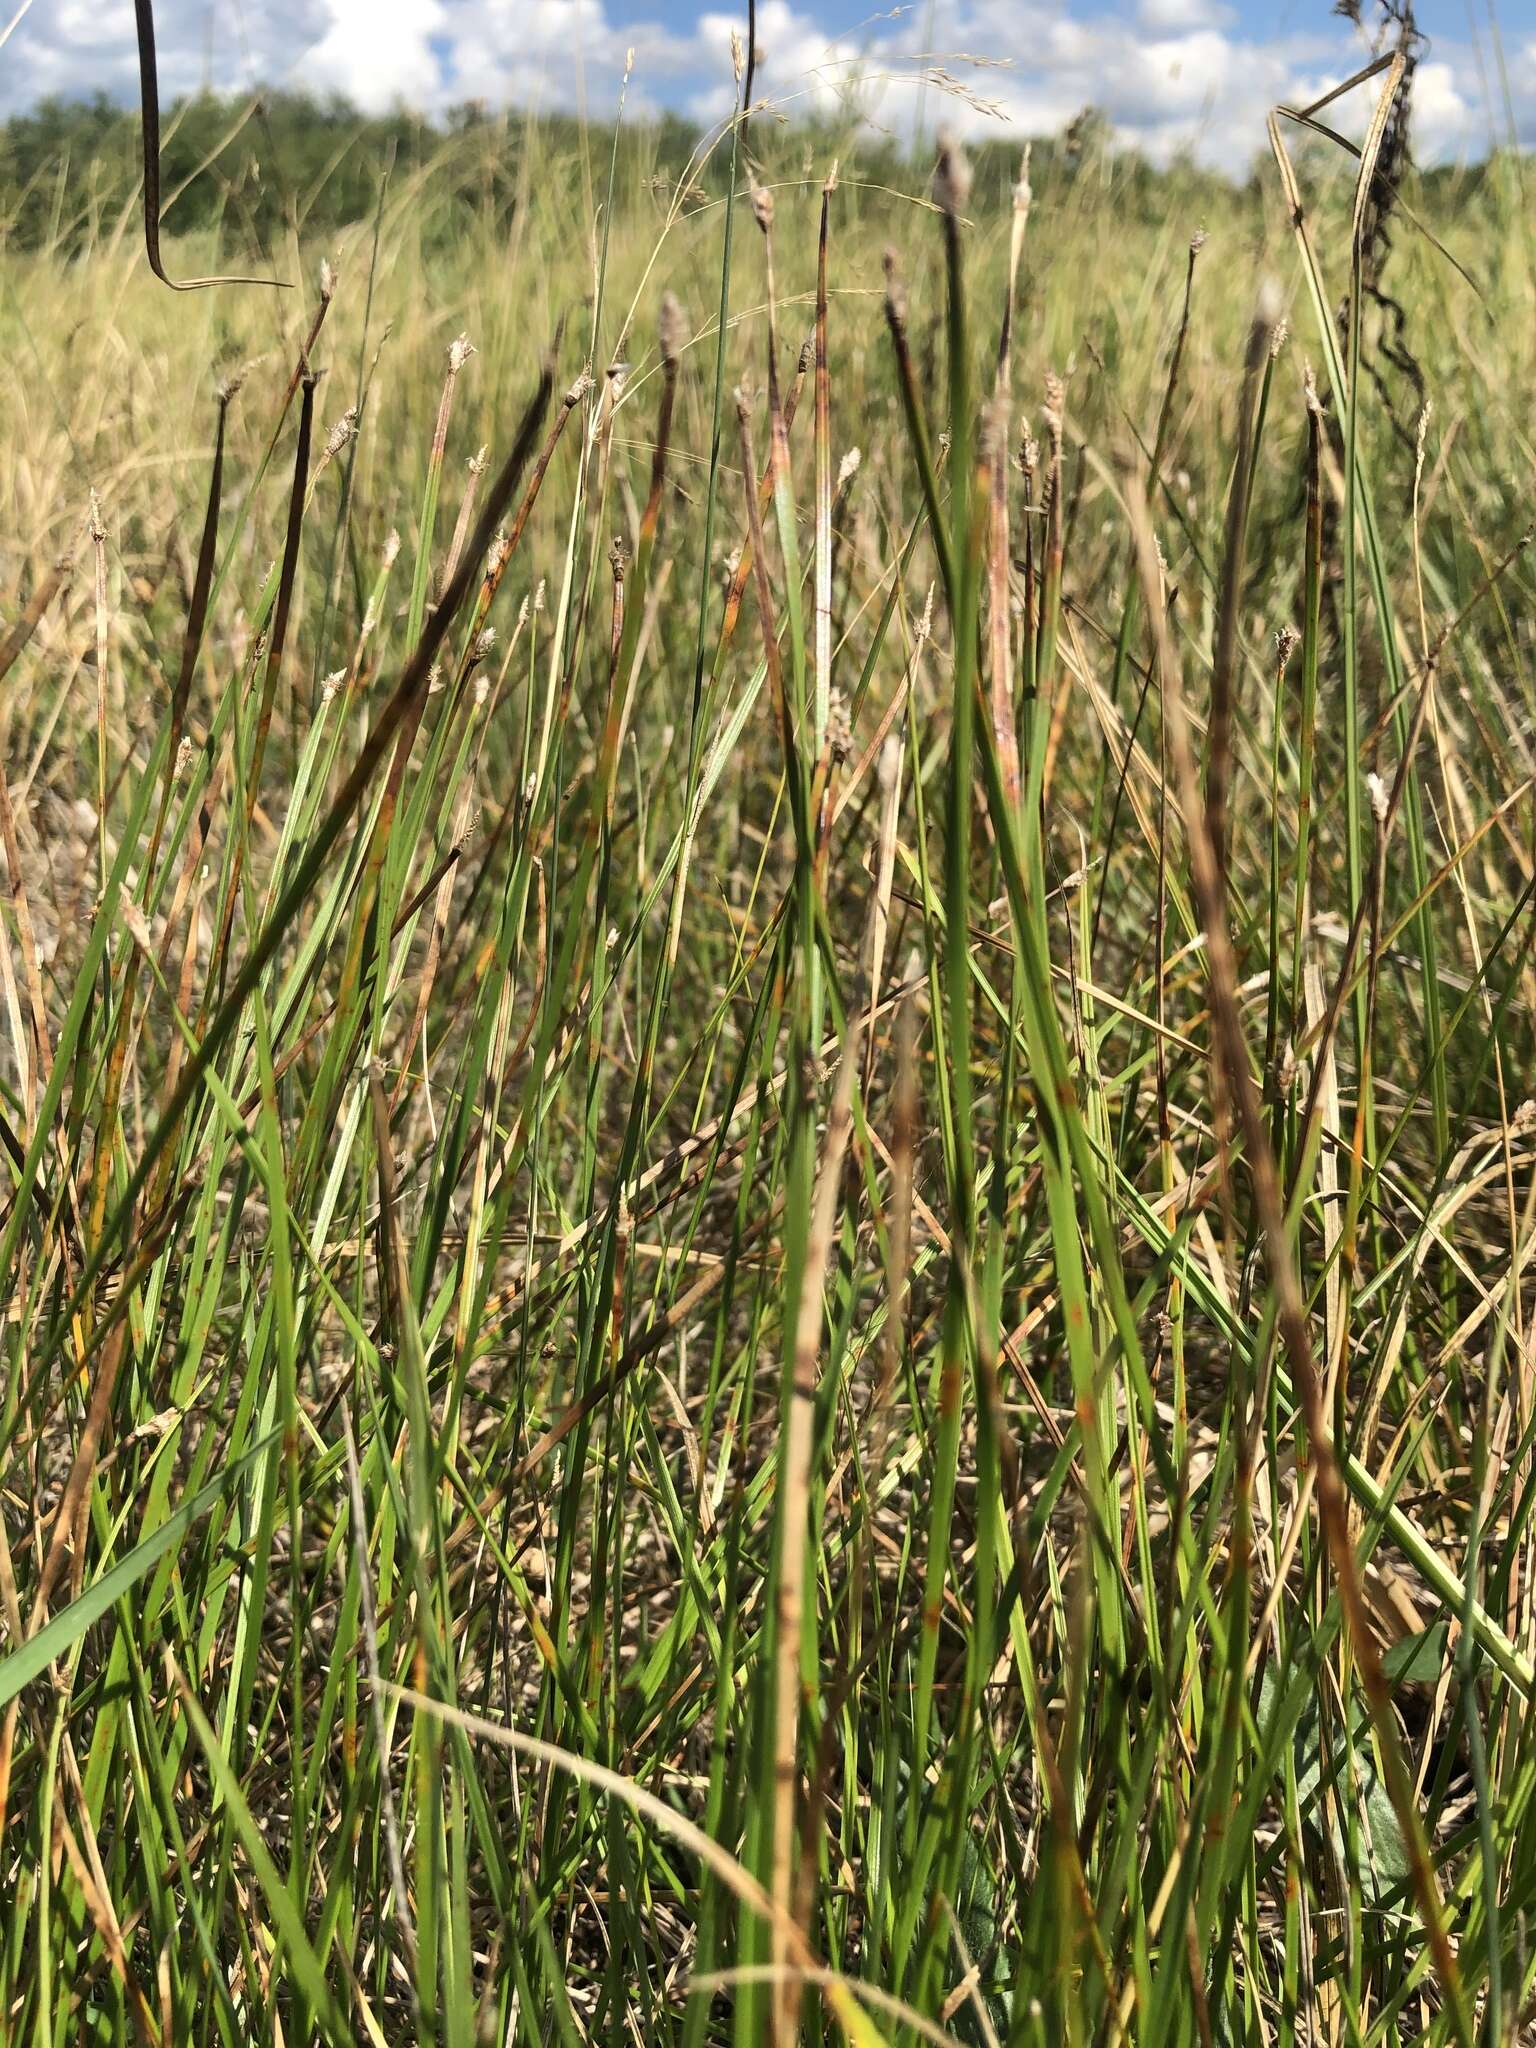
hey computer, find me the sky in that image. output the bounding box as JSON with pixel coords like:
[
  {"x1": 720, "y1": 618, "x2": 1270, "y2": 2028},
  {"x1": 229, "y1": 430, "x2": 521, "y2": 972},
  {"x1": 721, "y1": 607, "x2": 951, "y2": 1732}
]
[{"x1": 3, "y1": 0, "x2": 1535, "y2": 173}]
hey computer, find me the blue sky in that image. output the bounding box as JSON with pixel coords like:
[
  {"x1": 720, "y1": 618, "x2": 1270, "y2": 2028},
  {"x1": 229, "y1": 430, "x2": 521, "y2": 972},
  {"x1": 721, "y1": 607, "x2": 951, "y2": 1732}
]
[{"x1": 5, "y1": 0, "x2": 1534, "y2": 170}]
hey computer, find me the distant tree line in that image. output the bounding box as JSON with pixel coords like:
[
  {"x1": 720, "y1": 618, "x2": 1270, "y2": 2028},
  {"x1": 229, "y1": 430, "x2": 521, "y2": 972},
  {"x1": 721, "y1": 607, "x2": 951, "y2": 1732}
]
[{"x1": 0, "y1": 86, "x2": 1504, "y2": 262}]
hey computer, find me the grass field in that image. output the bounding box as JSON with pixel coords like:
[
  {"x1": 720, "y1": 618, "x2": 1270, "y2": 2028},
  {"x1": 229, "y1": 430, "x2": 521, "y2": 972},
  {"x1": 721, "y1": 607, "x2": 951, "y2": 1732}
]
[{"x1": 2, "y1": 50, "x2": 1536, "y2": 2046}]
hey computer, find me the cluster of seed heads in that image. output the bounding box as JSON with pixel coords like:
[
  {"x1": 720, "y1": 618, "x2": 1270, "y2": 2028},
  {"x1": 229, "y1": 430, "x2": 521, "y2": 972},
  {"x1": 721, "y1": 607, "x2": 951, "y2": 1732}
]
[
  {"x1": 932, "y1": 133, "x2": 972, "y2": 216},
  {"x1": 883, "y1": 249, "x2": 908, "y2": 326},
  {"x1": 1013, "y1": 150, "x2": 1033, "y2": 221},
  {"x1": 826, "y1": 689, "x2": 852, "y2": 761},
  {"x1": 658, "y1": 292, "x2": 689, "y2": 366},
  {"x1": 323, "y1": 407, "x2": 358, "y2": 463}
]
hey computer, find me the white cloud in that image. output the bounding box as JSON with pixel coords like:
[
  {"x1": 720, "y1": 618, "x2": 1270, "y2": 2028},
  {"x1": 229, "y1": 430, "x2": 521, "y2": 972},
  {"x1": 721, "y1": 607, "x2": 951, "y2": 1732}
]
[
  {"x1": 0, "y1": 0, "x2": 1506, "y2": 174},
  {"x1": 1412, "y1": 57, "x2": 1479, "y2": 159},
  {"x1": 1137, "y1": 0, "x2": 1233, "y2": 30},
  {"x1": 306, "y1": 0, "x2": 449, "y2": 112}
]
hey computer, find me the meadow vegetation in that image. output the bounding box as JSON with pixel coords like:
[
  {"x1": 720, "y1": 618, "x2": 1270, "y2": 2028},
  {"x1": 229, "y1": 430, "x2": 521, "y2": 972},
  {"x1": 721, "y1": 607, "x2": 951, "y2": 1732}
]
[{"x1": 1, "y1": 50, "x2": 1536, "y2": 2046}]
